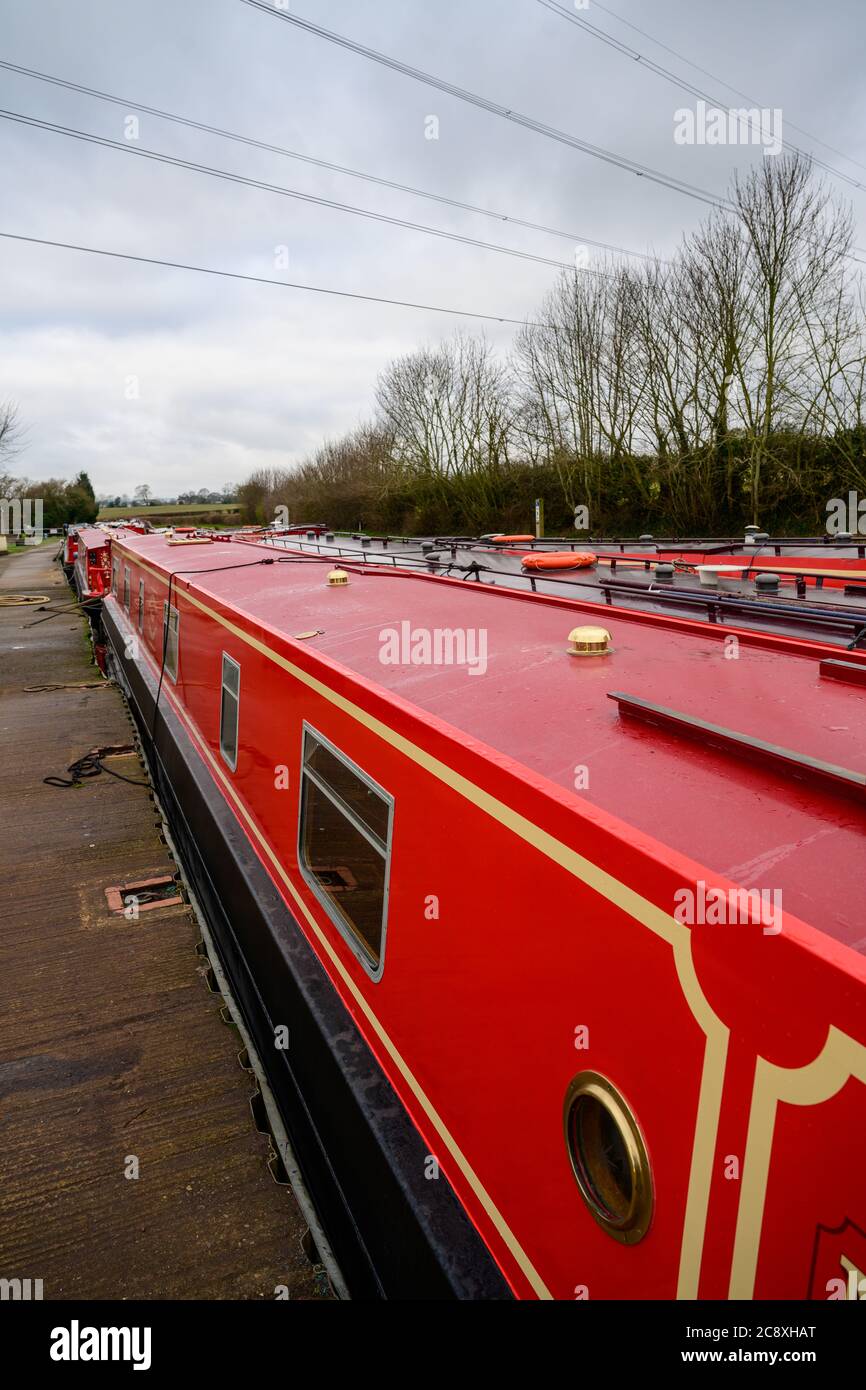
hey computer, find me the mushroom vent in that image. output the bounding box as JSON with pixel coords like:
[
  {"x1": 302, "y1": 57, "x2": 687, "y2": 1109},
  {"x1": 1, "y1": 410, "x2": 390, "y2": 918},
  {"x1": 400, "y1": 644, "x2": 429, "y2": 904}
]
[
  {"x1": 327, "y1": 568, "x2": 350, "y2": 587},
  {"x1": 567, "y1": 625, "x2": 612, "y2": 657}
]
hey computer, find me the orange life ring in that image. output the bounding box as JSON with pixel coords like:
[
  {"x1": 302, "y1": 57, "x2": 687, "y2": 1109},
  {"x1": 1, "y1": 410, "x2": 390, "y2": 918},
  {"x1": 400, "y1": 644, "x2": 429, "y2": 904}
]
[
  {"x1": 521, "y1": 551, "x2": 597, "y2": 570},
  {"x1": 492, "y1": 533, "x2": 536, "y2": 544}
]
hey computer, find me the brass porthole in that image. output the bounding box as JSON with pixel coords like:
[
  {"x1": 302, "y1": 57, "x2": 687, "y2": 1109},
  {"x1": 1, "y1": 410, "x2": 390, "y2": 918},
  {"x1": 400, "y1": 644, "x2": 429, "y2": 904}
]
[{"x1": 563, "y1": 1072, "x2": 653, "y2": 1245}]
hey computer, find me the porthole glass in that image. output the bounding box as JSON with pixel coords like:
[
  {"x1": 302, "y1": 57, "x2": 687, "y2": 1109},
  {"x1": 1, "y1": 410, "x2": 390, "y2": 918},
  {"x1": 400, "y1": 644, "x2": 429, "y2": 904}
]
[{"x1": 564, "y1": 1072, "x2": 652, "y2": 1244}]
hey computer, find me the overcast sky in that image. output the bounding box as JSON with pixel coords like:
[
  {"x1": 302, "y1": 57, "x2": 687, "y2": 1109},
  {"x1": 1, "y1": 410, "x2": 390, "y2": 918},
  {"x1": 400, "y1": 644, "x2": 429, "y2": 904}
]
[{"x1": 2, "y1": 0, "x2": 865, "y2": 497}]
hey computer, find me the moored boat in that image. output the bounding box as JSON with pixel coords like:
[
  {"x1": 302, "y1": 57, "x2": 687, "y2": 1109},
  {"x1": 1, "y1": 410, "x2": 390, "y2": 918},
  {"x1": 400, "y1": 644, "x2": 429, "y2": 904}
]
[
  {"x1": 61, "y1": 527, "x2": 79, "y2": 575},
  {"x1": 488, "y1": 532, "x2": 866, "y2": 591},
  {"x1": 71, "y1": 525, "x2": 112, "y2": 605},
  {"x1": 95, "y1": 527, "x2": 866, "y2": 1300}
]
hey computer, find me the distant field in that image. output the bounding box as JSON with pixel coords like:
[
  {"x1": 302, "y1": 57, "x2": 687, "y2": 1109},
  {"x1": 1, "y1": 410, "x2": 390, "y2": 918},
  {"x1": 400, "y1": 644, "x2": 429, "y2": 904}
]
[{"x1": 98, "y1": 502, "x2": 242, "y2": 523}]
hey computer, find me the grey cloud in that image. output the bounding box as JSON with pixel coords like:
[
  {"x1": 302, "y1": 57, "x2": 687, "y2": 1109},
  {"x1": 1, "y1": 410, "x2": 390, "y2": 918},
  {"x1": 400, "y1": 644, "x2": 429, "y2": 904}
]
[{"x1": 1, "y1": 0, "x2": 864, "y2": 495}]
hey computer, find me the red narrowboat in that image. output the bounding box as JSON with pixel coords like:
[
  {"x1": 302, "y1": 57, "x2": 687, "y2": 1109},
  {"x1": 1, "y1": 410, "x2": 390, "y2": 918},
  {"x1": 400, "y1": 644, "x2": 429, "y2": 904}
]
[
  {"x1": 236, "y1": 523, "x2": 329, "y2": 544},
  {"x1": 484, "y1": 533, "x2": 866, "y2": 592},
  {"x1": 61, "y1": 528, "x2": 79, "y2": 574},
  {"x1": 72, "y1": 525, "x2": 112, "y2": 603},
  {"x1": 99, "y1": 530, "x2": 866, "y2": 1301}
]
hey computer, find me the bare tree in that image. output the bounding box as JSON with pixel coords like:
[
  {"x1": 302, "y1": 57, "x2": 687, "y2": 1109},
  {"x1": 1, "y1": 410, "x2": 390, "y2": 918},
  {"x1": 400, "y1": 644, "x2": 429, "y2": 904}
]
[
  {"x1": 0, "y1": 401, "x2": 22, "y2": 467},
  {"x1": 376, "y1": 333, "x2": 514, "y2": 526},
  {"x1": 730, "y1": 154, "x2": 854, "y2": 518},
  {"x1": 238, "y1": 156, "x2": 866, "y2": 536}
]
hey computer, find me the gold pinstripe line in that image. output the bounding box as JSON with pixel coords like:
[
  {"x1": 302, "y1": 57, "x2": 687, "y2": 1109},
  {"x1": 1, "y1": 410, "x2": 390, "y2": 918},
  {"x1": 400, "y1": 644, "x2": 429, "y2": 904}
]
[
  {"x1": 672, "y1": 947, "x2": 729, "y2": 1299},
  {"x1": 728, "y1": 1028, "x2": 866, "y2": 1299}
]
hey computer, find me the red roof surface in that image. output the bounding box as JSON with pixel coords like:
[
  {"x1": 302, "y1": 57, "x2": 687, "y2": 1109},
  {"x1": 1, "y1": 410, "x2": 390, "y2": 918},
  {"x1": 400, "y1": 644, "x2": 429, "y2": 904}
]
[
  {"x1": 117, "y1": 533, "x2": 866, "y2": 955},
  {"x1": 75, "y1": 525, "x2": 111, "y2": 548}
]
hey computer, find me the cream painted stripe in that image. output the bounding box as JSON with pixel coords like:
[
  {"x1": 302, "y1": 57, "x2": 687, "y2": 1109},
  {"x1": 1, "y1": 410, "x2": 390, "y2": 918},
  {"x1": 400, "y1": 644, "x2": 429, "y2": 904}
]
[
  {"x1": 741, "y1": 566, "x2": 866, "y2": 580},
  {"x1": 599, "y1": 558, "x2": 866, "y2": 582},
  {"x1": 124, "y1": 551, "x2": 723, "y2": 1292},
  {"x1": 728, "y1": 1028, "x2": 866, "y2": 1299},
  {"x1": 674, "y1": 1007, "x2": 729, "y2": 1299}
]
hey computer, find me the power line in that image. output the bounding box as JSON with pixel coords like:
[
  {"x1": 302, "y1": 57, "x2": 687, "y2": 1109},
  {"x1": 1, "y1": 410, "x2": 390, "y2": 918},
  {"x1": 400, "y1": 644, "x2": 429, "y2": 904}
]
[
  {"x1": 590, "y1": 0, "x2": 866, "y2": 180},
  {"x1": 0, "y1": 229, "x2": 549, "y2": 326},
  {"x1": 0, "y1": 57, "x2": 664, "y2": 265},
  {"x1": 0, "y1": 107, "x2": 599, "y2": 277},
  {"x1": 236, "y1": 0, "x2": 732, "y2": 212},
  {"x1": 537, "y1": 0, "x2": 866, "y2": 196}
]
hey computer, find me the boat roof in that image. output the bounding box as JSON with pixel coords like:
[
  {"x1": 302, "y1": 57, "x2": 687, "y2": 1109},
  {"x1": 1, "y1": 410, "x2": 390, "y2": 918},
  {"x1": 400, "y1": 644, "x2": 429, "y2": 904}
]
[
  {"x1": 75, "y1": 525, "x2": 111, "y2": 548},
  {"x1": 115, "y1": 531, "x2": 866, "y2": 957}
]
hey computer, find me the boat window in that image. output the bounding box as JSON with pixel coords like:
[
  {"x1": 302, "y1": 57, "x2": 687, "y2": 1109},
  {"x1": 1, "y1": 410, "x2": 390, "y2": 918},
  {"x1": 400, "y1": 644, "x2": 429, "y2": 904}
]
[
  {"x1": 219, "y1": 654, "x2": 240, "y2": 771},
  {"x1": 123, "y1": 567, "x2": 130, "y2": 613},
  {"x1": 137, "y1": 579, "x2": 144, "y2": 631},
  {"x1": 298, "y1": 727, "x2": 393, "y2": 978},
  {"x1": 161, "y1": 601, "x2": 180, "y2": 682}
]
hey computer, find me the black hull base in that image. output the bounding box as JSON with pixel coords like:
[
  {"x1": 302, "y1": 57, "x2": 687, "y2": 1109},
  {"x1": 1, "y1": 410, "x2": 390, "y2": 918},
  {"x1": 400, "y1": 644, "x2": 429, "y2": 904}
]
[{"x1": 102, "y1": 603, "x2": 511, "y2": 1301}]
